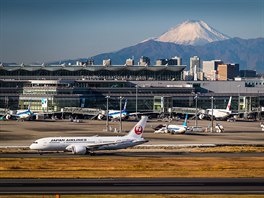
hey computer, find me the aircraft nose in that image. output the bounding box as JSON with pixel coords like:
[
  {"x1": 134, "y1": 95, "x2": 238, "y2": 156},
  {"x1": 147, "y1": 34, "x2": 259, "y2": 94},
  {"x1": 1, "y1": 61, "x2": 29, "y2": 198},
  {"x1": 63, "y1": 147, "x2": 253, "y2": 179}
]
[{"x1": 29, "y1": 144, "x2": 35, "y2": 150}]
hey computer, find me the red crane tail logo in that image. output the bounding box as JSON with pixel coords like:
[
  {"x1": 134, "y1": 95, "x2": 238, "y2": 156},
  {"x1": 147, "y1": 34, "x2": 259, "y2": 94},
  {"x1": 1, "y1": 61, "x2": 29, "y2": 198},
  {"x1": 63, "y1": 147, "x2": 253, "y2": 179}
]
[{"x1": 134, "y1": 125, "x2": 143, "y2": 135}]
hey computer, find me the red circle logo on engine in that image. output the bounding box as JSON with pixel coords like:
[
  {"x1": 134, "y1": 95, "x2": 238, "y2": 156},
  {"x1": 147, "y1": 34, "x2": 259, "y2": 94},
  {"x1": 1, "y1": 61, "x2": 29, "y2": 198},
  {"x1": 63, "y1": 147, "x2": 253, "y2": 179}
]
[{"x1": 134, "y1": 126, "x2": 143, "y2": 135}]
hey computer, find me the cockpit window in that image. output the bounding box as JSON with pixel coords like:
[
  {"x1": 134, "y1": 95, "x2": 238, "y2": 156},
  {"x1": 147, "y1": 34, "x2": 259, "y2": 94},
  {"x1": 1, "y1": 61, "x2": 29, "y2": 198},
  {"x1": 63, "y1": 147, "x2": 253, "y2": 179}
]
[{"x1": 32, "y1": 142, "x2": 38, "y2": 144}]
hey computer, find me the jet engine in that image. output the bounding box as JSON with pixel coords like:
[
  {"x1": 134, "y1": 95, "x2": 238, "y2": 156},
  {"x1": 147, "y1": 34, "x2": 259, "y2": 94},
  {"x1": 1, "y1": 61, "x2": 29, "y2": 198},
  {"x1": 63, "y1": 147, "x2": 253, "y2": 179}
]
[
  {"x1": 66, "y1": 145, "x2": 87, "y2": 155},
  {"x1": 5, "y1": 114, "x2": 11, "y2": 120},
  {"x1": 199, "y1": 114, "x2": 205, "y2": 120},
  {"x1": 97, "y1": 114, "x2": 105, "y2": 120}
]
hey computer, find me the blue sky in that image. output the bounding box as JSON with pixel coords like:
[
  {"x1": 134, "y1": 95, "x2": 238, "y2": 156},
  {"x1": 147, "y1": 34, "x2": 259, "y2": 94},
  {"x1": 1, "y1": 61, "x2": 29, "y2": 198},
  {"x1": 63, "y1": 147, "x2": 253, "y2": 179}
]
[{"x1": 0, "y1": 0, "x2": 263, "y2": 63}]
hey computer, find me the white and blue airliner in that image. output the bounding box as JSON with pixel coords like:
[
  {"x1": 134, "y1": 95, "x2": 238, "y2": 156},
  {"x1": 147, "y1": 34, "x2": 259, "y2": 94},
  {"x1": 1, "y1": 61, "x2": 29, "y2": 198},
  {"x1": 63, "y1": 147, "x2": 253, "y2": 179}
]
[{"x1": 98, "y1": 99, "x2": 129, "y2": 120}]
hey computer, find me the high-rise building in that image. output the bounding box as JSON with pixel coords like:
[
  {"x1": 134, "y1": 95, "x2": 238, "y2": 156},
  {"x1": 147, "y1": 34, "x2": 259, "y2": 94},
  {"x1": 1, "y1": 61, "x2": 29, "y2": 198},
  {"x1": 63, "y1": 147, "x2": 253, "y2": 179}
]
[
  {"x1": 156, "y1": 57, "x2": 181, "y2": 66},
  {"x1": 76, "y1": 59, "x2": 94, "y2": 66},
  {"x1": 190, "y1": 56, "x2": 200, "y2": 76},
  {"x1": 156, "y1": 59, "x2": 167, "y2": 66},
  {"x1": 125, "y1": 58, "x2": 134, "y2": 66},
  {"x1": 218, "y1": 63, "x2": 239, "y2": 80},
  {"x1": 203, "y1": 60, "x2": 223, "y2": 80},
  {"x1": 76, "y1": 61, "x2": 82, "y2": 66},
  {"x1": 172, "y1": 56, "x2": 182, "y2": 65},
  {"x1": 103, "y1": 59, "x2": 111, "y2": 66},
  {"x1": 139, "y1": 56, "x2": 150, "y2": 66},
  {"x1": 87, "y1": 59, "x2": 94, "y2": 66}
]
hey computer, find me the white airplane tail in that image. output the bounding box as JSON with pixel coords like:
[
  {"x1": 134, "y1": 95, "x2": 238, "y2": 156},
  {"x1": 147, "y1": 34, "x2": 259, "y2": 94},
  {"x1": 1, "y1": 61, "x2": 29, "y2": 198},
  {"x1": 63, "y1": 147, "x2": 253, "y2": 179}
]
[
  {"x1": 126, "y1": 116, "x2": 148, "y2": 139},
  {"x1": 226, "y1": 96, "x2": 232, "y2": 111},
  {"x1": 123, "y1": 99, "x2": 127, "y2": 111},
  {"x1": 25, "y1": 102, "x2": 30, "y2": 111}
]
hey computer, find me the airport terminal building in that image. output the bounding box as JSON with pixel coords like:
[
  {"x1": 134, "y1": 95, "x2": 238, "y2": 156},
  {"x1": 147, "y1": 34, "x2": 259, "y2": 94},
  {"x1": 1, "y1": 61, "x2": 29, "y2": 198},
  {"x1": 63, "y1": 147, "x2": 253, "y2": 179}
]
[
  {"x1": 0, "y1": 64, "x2": 264, "y2": 118},
  {"x1": 0, "y1": 64, "x2": 185, "y2": 81}
]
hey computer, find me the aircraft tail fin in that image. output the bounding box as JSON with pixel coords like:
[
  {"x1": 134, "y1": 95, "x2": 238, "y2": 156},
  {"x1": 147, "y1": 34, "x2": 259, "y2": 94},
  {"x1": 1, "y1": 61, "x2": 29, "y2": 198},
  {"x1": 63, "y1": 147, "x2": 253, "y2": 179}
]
[
  {"x1": 126, "y1": 116, "x2": 148, "y2": 139},
  {"x1": 123, "y1": 99, "x2": 127, "y2": 111},
  {"x1": 183, "y1": 114, "x2": 188, "y2": 127},
  {"x1": 226, "y1": 96, "x2": 232, "y2": 111}
]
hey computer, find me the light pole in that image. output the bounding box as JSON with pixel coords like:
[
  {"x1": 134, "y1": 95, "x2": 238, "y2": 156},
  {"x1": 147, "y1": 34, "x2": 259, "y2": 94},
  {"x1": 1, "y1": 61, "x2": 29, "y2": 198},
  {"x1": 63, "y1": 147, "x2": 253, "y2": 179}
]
[
  {"x1": 119, "y1": 96, "x2": 123, "y2": 133},
  {"x1": 135, "y1": 85, "x2": 138, "y2": 120},
  {"x1": 258, "y1": 91, "x2": 261, "y2": 120},
  {"x1": 237, "y1": 85, "x2": 241, "y2": 113},
  {"x1": 194, "y1": 94, "x2": 198, "y2": 127},
  {"x1": 106, "y1": 95, "x2": 110, "y2": 132},
  {"x1": 4, "y1": 96, "x2": 8, "y2": 111},
  {"x1": 211, "y1": 96, "x2": 214, "y2": 132}
]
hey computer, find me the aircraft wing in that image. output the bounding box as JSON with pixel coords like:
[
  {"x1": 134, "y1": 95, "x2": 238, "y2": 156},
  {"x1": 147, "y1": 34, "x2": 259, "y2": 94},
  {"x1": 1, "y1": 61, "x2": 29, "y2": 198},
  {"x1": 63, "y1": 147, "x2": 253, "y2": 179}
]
[
  {"x1": 66, "y1": 141, "x2": 120, "y2": 153},
  {"x1": 129, "y1": 112, "x2": 159, "y2": 118},
  {"x1": 85, "y1": 142, "x2": 118, "y2": 149},
  {"x1": 84, "y1": 140, "x2": 133, "y2": 150}
]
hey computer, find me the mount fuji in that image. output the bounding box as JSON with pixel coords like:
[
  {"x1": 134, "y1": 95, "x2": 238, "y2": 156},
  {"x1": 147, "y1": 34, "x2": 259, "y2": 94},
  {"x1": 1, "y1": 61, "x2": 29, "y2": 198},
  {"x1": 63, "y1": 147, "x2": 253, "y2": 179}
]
[
  {"x1": 153, "y1": 20, "x2": 230, "y2": 46},
  {"x1": 51, "y1": 20, "x2": 264, "y2": 72}
]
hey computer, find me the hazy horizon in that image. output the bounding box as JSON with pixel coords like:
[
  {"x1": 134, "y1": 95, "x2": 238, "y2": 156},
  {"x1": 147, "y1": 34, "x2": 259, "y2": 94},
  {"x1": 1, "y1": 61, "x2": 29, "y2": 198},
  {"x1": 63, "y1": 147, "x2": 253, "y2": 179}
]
[{"x1": 0, "y1": 0, "x2": 263, "y2": 64}]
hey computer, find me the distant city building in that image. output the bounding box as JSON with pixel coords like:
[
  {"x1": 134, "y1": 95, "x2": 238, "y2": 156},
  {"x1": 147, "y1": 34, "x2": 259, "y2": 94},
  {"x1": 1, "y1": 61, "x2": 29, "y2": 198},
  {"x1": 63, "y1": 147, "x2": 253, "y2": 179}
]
[
  {"x1": 87, "y1": 58, "x2": 94, "y2": 66},
  {"x1": 156, "y1": 59, "x2": 167, "y2": 66},
  {"x1": 156, "y1": 57, "x2": 181, "y2": 66},
  {"x1": 125, "y1": 58, "x2": 134, "y2": 66},
  {"x1": 165, "y1": 59, "x2": 175, "y2": 65},
  {"x1": 183, "y1": 70, "x2": 192, "y2": 81},
  {"x1": 139, "y1": 56, "x2": 150, "y2": 66},
  {"x1": 172, "y1": 56, "x2": 182, "y2": 65},
  {"x1": 197, "y1": 71, "x2": 204, "y2": 81},
  {"x1": 103, "y1": 59, "x2": 111, "y2": 66},
  {"x1": 190, "y1": 56, "x2": 200, "y2": 76},
  {"x1": 218, "y1": 63, "x2": 239, "y2": 80},
  {"x1": 203, "y1": 60, "x2": 223, "y2": 80},
  {"x1": 239, "y1": 70, "x2": 257, "y2": 78},
  {"x1": 76, "y1": 59, "x2": 94, "y2": 66},
  {"x1": 76, "y1": 61, "x2": 82, "y2": 66}
]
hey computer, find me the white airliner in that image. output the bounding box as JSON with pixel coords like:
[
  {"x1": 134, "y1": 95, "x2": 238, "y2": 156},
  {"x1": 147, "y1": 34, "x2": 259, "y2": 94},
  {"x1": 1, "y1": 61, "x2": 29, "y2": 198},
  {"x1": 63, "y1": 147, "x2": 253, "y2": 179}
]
[
  {"x1": 154, "y1": 114, "x2": 188, "y2": 134},
  {"x1": 30, "y1": 116, "x2": 148, "y2": 155},
  {"x1": 200, "y1": 96, "x2": 232, "y2": 120},
  {"x1": 4, "y1": 105, "x2": 34, "y2": 121},
  {"x1": 15, "y1": 108, "x2": 34, "y2": 120},
  {"x1": 98, "y1": 99, "x2": 129, "y2": 120}
]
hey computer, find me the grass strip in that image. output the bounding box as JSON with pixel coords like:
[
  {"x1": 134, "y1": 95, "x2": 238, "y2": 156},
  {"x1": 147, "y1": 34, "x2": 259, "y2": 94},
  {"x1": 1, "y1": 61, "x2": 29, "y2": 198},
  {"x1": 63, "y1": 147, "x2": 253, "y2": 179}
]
[{"x1": 0, "y1": 157, "x2": 263, "y2": 178}]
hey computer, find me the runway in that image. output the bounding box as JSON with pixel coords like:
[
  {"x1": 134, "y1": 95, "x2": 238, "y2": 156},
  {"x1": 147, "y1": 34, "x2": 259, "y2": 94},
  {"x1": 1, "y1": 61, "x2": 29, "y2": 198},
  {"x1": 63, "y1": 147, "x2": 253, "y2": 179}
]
[
  {"x1": 1, "y1": 151, "x2": 264, "y2": 158},
  {"x1": 0, "y1": 178, "x2": 263, "y2": 194}
]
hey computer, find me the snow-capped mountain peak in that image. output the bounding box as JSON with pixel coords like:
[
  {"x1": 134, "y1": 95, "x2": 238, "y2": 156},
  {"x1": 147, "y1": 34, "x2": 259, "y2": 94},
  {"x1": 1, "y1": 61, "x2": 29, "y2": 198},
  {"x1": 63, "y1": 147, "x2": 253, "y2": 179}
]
[{"x1": 153, "y1": 20, "x2": 230, "y2": 46}]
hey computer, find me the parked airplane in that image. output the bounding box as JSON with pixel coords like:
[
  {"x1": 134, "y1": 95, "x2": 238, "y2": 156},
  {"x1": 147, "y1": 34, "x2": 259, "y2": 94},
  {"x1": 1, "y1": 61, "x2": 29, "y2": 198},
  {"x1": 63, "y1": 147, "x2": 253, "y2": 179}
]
[
  {"x1": 154, "y1": 114, "x2": 188, "y2": 134},
  {"x1": 98, "y1": 99, "x2": 129, "y2": 120},
  {"x1": 199, "y1": 96, "x2": 232, "y2": 120},
  {"x1": 29, "y1": 116, "x2": 148, "y2": 155},
  {"x1": 15, "y1": 106, "x2": 34, "y2": 121},
  {"x1": 3, "y1": 105, "x2": 34, "y2": 121}
]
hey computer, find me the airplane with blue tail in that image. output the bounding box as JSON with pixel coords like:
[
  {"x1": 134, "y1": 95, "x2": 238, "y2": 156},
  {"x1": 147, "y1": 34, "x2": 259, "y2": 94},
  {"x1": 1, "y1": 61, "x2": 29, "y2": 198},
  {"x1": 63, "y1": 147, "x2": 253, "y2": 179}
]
[
  {"x1": 14, "y1": 104, "x2": 34, "y2": 121},
  {"x1": 154, "y1": 114, "x2": 188, "y2": 134},
  {"x1": 98, "y1": 99, "x2": 129, "y2": 120},
  {"x1": 2, "y1": 104, "x2": 35, "y2": 121}
]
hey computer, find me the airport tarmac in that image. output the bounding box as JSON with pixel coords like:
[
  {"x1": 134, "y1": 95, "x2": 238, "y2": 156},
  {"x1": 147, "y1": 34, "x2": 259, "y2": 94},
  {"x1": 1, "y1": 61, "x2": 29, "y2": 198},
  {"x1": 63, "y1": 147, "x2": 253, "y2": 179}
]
[
  {"x1": 1, "y1": 178, "x2": 263, "y2": 194},
  {"x1": 1, "y1": 151, "x2": 264, "y2": 158},
  {"x1": 0, "y1": 119, "x2": 263, "y2": 147}
]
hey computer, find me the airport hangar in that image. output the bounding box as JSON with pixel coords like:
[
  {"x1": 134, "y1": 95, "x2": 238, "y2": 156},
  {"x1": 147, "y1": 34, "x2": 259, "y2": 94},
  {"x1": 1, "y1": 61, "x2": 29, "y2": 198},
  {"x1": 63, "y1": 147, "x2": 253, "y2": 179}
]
[{"x1": 0, "y1": 64, "x2": 263, "y2": 118}]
